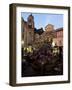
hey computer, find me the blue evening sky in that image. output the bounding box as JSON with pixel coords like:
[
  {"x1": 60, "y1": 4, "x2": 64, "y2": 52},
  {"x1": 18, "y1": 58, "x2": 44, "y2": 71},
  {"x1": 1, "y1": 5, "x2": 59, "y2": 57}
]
[{"x1": 21, "y1": 12, "x2": 63, "y2": 30}]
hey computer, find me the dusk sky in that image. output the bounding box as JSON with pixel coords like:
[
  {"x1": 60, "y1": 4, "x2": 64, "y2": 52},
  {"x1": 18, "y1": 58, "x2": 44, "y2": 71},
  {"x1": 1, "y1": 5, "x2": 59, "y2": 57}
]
[{"x1": 21, "y1": 12, "x2": 63, "y2": 30}]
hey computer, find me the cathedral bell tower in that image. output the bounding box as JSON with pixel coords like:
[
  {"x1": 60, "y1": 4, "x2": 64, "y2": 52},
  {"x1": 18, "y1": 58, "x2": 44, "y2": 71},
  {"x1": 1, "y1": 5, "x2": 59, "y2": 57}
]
[{"x1": 27, "y1": 14, "x2": 34, "y2": 46}]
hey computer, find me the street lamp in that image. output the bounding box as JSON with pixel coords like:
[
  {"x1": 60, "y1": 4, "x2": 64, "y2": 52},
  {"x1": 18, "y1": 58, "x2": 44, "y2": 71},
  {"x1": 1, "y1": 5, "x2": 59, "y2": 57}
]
[{"x1": 27, "y1": 46, "x2": 33, "y2": 53}]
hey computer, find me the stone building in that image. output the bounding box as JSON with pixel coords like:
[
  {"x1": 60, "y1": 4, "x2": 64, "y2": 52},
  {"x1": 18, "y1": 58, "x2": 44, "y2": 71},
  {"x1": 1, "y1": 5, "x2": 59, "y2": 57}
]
[
  {"x1": 21, "y1": 14, "x2": 63, "y2": 51},
  {"x1": 53, "y1": 28, "x2": 63, "y2": 46},
  {"x1": 21, "y1": 14, "x2": 34, "y2": 48},
  {"x1": 45, "y1": 24, "x2": 54, "y2": 32},
  {"x1": 44, "y1": 24, "x2": 63, "y2": 47}
]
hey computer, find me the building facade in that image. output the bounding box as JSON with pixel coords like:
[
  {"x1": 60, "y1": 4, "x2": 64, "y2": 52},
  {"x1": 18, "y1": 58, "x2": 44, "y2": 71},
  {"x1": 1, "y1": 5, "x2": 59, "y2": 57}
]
[
  {"x1": 22, "y1": 14, "x2": 63, "y2": 50},
  {"x1": 53, "y1": 28, "x2": 63, "y2": 46},
  {"x1": 21, "y1": 14, "x2": 34, "y2": 48}
]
